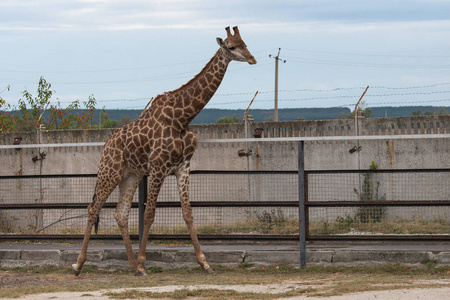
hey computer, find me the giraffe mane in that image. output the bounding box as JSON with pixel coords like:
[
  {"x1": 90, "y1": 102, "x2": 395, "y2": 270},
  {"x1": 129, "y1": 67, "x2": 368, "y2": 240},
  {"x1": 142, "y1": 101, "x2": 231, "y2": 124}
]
[{"x1": 155, "y1": 49, "x2": 221, "y2": 99}]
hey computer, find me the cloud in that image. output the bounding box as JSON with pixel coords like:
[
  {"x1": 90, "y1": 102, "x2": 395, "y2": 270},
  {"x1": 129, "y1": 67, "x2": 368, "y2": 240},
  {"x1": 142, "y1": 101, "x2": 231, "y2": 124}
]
[{"x1": 1, "y1": 0, "x2": 449, "y2": 33}]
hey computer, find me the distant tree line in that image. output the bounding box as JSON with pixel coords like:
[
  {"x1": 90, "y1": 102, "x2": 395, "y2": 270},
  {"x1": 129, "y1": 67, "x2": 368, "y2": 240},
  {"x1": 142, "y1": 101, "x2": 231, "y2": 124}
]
[{"x1": 411, "y1": 108, "x2": 449, "y2": 116}]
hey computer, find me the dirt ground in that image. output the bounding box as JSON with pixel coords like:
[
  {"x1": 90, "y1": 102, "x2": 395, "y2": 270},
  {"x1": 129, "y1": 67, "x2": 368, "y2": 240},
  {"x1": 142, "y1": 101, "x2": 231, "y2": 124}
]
[
  {"x1": 1, "y1": 285, "x2": 449, "y2": 300},
  {"x1": 1, "y1": 265, "x2": 449, "y2": 299}
]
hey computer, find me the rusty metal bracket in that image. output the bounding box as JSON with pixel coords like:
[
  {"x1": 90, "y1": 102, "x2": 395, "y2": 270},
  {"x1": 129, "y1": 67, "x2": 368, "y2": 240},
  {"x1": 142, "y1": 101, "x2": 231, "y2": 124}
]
[
  {"x1": 32, "y1": 152, "x2": 46, "y2": 163},
  {"x1": 13, "y1": 137, "x2": 22, "y2": 151},
  {"x1": 253, "y1": 128, "x2": 263, "y2": 138},
  {"x1": 349, "y1": 146, "x2": 362, "y2": 154},
  {"x1": 238, "y1": 149, "x2": 252, "y2": 157}
]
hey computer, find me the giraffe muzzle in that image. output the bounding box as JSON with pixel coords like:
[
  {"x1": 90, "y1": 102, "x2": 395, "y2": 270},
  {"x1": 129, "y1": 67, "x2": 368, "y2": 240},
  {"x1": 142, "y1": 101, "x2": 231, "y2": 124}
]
[{"x1": 247, "y1": 56, "x2": 257, "y2": 65}]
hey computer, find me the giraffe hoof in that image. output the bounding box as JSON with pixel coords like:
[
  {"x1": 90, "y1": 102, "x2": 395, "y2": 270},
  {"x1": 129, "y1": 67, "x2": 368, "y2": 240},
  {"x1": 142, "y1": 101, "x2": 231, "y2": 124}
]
[
  {"x1": 72, "y1": 264, "x2": 81, "y2": 277},
  {"x1": 135, "y1": 270, "x2": 147, "y2": 276},
  {"x1": 203, "y1": 268, "x2": 214, "y2": 274}
]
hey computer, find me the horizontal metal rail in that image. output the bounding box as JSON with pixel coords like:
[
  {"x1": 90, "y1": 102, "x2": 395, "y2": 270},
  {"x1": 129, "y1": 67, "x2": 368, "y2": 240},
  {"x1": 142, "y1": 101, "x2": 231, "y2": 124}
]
[
  {"x1": 1, "y1": 168, "x2": 447, "y2": 180},
  {"x1": 308, "y1": 235, "x2": 450, "y2": 241},
  {"x1": 1, "y1": 134, "x2": 449, "y2": 149},
  {"x1": 0, "y1": 234, "x2": 299, "y2": 241},
  {"x1": 306, "y1": 168, "x2": 450, "y2": 174},
  {"x1": 2, "y1": 200, "x2": 448, "y2": 210},
  {"x1": 306, "y1": 201, "x2": 449, "y2": 207},
  {"x1": 0, "y1": 170, "x2": 297, "y2": 180},
  {"x1": 0, "y1": 201, "x2": 300, "y2": 210}
]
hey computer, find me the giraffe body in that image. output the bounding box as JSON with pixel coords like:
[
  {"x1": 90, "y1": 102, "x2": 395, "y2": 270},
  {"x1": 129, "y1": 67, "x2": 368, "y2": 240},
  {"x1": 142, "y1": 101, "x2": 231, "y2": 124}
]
[{"x1": 73, "y1": 27, "x2": 256, "y2": 276}]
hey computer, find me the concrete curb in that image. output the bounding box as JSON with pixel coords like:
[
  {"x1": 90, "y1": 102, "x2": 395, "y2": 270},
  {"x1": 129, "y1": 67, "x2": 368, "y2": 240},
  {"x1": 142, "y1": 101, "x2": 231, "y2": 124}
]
[{"x1": 1, "y1": 249, "x2": 449, "y2": 269}]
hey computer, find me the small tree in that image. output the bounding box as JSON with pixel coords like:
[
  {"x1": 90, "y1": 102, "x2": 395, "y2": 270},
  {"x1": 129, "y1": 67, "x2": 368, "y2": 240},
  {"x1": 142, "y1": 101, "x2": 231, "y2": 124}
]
[
  {"x1": 15, "y1": 77, "x2": 53, "y2": 131},
  {"x1": 353, "y1": 160, "x2": 386, "y2": 223},
  {"x1": 0, "y1": 94, "x2": 16, "y2": 134},
  {"x1": 0, "y1": 77, "x2": 112, "y2": 132}
]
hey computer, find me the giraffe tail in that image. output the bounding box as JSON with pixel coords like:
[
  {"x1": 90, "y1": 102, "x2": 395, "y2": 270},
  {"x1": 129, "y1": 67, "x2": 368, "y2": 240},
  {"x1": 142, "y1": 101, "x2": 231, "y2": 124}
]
[
  {"x1": 94, "y1": 216, "x2": 100, "y2": 234},
  {"x1": 91, "y1": 191, "x2": 100, "y2": 234}
]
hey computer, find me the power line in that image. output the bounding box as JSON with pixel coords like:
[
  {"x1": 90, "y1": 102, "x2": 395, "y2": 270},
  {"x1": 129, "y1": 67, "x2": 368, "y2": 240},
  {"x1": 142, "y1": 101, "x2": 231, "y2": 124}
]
[
  {"x1": 286, "y1": 57, "x2": 450, "y2": 69},
  {"x1": 2, "y1": 61, "x2": 271, "y2": 86},
  {"x1": 0, "y1": 49, "x2": 274, "y2": 75},
  {"x1": 0, "y1": 59, "x2": 209, "y2": 74},
  {"x1": 283, "y1": 47, "x2": 450, "y2": 58}
]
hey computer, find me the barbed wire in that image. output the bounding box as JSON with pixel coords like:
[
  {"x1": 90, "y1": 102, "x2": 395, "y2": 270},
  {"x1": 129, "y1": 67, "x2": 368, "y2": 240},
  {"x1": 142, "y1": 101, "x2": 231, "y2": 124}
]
[
  {"x1": 338, "y1": 98, "x2": 450, "y2": 107},
  {"x1": 107, "y1": 98, "x2": 450, "y2": 111},
  {"x1": 108, "y1": 98, "x2": 450, "y2": 111},
  {"x1": 214, "y1": 83, "x2": 450, "y2": 96},
  {"x1": 7, "y1": 83, "x2": 450, "y2": 111},
  {"x1": 62, "y1": 89, "x2": 450, "y2": 107},
  {"x1": 208, "y1": 90, "x2": 450, "y2": 106}
]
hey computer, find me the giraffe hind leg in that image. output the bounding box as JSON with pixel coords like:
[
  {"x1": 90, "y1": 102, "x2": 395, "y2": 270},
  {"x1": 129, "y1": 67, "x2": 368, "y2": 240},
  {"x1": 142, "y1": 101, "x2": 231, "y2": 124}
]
[
  {"x1": 72, "y1": 177, "x2": 118, "y2": 276},
  {"x1": 72, "y1": 196, "x2": 99, "y2": 276},
  {"x1": 114, "y1": 171, "x2": 143, "y2": 272}
]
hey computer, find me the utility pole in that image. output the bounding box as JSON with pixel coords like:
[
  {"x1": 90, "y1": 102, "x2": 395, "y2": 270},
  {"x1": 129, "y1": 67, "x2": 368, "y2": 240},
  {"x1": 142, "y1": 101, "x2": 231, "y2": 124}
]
[{"x1": 269, "y1": 48, "x2": 286, "y2": 122}]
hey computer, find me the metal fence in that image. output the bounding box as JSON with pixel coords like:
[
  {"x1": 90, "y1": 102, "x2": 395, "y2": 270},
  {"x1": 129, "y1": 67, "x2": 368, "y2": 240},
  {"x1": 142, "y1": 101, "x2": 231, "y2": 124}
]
[
  {"x1": 305, "y1": 169, "x2": 450, "y2": 240},
  {"x1": 0, "y1": 169, "x2": 448, "y2": 241}
]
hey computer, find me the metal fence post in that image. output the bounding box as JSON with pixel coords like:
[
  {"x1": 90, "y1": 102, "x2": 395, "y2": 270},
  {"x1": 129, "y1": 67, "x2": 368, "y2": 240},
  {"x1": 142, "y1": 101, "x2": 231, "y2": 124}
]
[
  {"x1": 298, "y1": 141, "x2": 307, "y2": 268},
  {"x1": 138, "y1": 176, "x2": 148, "y2": 247}
]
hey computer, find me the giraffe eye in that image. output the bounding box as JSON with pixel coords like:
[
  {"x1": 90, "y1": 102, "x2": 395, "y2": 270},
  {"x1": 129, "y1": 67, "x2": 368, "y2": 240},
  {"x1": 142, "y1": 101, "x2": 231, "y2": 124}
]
[{"x1": 228, "y1": 46, "x2": 236, "y2": 51}]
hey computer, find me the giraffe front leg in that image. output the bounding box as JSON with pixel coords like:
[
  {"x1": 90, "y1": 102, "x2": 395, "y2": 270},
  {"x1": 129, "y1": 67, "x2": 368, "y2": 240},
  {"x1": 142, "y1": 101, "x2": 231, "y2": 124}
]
[
  {"x1": 135, "y1": 178, "x2": 163, "y2": 276},
  {"x1": 176, "y1": 166, "x2": 212, "y2": 273},
  {"x1": 182, "y1": 201, "x2": 212, "y2": 273},
  {"x1": 135, "y1": 200, "x2": 157, "y2": 276}
]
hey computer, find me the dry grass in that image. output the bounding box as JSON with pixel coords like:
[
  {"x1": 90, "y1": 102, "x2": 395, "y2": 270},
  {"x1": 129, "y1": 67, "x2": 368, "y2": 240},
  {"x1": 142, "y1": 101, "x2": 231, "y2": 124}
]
[
  {"x1": 309, "y1": 215, "x2": 450, "y2": 235},
  {"x1": 29, "y1": 214, "x2": 450, "y2": 237}
]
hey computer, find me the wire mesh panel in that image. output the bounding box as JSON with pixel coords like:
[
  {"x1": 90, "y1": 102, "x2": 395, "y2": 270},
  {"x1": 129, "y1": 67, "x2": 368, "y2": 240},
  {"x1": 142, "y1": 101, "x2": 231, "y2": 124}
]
[
  {"x1": 0, "y1": 175, "x2": 139, "y2": 237},
  {"x1": 306, "y1": 170, "x2": 450, "y2": 238},
  {"x1": 152, "y1": 171, "x2": 299, "y2": 237},
  {"x1": 1, "y1": 170, "x2": 448, "y2": 240},
  {"x1": 0, "y1": 172, "x2": 300, "y2": 239}
]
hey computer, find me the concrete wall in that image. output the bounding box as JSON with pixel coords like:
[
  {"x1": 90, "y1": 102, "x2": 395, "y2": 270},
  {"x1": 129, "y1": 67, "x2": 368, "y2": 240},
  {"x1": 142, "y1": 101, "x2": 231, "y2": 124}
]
[
  {"x1": 1, "y1": 116, "x2": 449, "y2": 233},
  {"x1": 1, "y1": 115, "x2": 449, "y2": 175}
]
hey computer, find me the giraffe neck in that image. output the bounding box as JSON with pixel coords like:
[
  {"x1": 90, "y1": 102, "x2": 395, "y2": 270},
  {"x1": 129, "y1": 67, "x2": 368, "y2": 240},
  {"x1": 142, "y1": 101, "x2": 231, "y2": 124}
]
[{"x1": 149, "y1": 48, "x2": 231, "y2": 128}]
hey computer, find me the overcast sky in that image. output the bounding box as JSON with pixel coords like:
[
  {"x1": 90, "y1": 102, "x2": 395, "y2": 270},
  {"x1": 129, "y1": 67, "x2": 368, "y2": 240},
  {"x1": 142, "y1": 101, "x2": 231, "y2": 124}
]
[{"x1": 1, "y1": 0, "x2": 450, "y2": 112}]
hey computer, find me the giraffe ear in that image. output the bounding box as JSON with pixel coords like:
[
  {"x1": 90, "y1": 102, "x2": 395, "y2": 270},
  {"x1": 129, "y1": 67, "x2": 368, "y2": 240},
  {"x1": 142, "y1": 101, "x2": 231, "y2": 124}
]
[{"x1": 216, "y1": 37, "x2": 226, "y2": 48}]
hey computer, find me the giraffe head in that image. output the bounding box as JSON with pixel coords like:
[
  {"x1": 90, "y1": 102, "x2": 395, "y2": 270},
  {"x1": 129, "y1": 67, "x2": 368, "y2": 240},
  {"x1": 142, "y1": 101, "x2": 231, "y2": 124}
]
[{"x1": 216, "y1": 26, "x2": 257, "y2": 65}]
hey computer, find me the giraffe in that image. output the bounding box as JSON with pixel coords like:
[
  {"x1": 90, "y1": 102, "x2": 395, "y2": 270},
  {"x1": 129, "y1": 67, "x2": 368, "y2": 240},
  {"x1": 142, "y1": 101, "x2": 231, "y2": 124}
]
[{"x1": 72, "y1": 26, "x2": 256, "y2": 276}]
